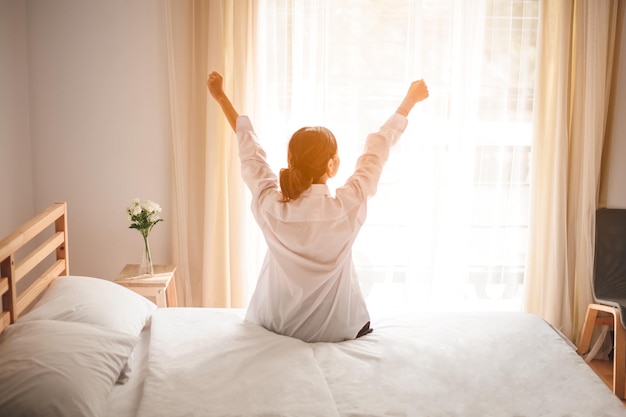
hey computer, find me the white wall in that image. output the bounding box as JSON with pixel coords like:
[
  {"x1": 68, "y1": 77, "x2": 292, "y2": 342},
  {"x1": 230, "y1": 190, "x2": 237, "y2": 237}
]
[
  {"x1": 25, "y1": 0, "x2": 172, "y2": 280},
  {"x1": 604, "y1": 1, "x2": 626, "y2": 207},
  {"x1": 0, "y1": 0, "x2": 34, "y2": 237}
]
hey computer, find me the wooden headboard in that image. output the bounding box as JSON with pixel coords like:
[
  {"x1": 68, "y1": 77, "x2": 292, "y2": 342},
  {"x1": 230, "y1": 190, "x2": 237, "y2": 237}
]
[{"x1": 0, "y1": 202, "x2": 69, "y2": 332}]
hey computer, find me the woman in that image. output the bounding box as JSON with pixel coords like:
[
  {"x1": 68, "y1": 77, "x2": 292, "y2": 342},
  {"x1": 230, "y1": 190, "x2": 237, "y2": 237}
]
[{"x1": 207, "y1": 72, "x2": 428, "y2": 342}]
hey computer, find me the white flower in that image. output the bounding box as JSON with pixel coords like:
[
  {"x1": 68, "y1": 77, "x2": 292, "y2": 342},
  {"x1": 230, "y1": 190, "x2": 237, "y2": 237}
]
[
  {"x1": 127, "y1": 198, "x2": 164, "y2": 236},
  {"x1": 141, "y1": 200, "x2": 161, "y2": 214}
]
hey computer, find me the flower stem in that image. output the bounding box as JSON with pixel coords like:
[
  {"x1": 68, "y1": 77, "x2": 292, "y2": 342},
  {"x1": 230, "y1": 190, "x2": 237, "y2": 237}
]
[{"x1": 141, "y1": 234, "x2": 153, "y2": 276}]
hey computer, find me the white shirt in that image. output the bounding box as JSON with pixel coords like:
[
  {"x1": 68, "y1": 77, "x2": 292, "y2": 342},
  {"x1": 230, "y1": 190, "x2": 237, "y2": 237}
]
[{"x1": 238, "y1": 113, "x2": 408, "y2": 342}]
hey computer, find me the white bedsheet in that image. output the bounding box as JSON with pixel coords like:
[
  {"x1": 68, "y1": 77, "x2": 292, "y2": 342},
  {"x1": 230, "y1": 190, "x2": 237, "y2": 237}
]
[
  {"x1": 104, "y1": 321, "x2": 152, "y2": 417},
  {"x1": 135, "y1": 308, "x2": 626, "y2": 417},
  {"x1": 136, "y1": 308, "x2": 339, "y2": 417}
]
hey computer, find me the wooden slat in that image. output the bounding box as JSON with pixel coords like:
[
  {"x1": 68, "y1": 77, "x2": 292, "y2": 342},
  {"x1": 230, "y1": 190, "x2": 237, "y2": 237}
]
[
  {"x1": 55, "y1": 207, "x2": 69, "y2": 275},
  {"x1": 614, "y1": 310, "x2": 626, "y2": 399},
  {"x1": 14, "y1": 231, "x2": 65, "y2": 283},
  {"x1": 0, "y1": 276, "x2": 8, "y2": 297},
  {"x1": 0, "y1": 311, "x2": 10, "y2": 333},
  {"x1": 596, "y1": 317, "x2": 615, "y2": 326},
  {"x1": 0, "y1": 203, "x2": 66, "y2": 262},
  {"x1": 1, "y1": 255, "x2": 16, "y2": 324},
  {"x1": 15, "y1": 259, "x2": 65, "y2": 319}
]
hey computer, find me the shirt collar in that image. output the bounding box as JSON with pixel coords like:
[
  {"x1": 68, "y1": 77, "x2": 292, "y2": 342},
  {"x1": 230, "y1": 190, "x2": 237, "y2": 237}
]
[{"x1": 303, "y1": 184, "x2": 331, "y2": 196}]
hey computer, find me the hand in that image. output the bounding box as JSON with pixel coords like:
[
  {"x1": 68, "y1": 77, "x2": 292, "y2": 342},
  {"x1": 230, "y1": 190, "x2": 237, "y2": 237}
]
[
  {"x1": 406, "y1": 79, "x2": 429, "y2": 104},
  {"x1": 206, "y1": 71, "x2": 239, "y2": 132},
  {"x1": 397, "y1": 79, "x2": 429, "y2": 116},
  {"x1": 207, "y1": 71, "x2": 226, "y2": 100}
]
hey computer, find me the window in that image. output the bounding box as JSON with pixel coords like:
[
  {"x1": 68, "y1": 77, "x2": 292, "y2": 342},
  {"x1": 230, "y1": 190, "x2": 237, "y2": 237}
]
[{"x1": 251, "y1": 0, "x2": 539, "y2": 313}]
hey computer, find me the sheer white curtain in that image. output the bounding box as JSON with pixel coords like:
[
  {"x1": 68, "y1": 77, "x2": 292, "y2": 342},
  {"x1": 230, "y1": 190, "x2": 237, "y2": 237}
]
[
  {"x1": 247, "y1": 0, "x2": 539, "y2": 314},
  {"x1": 524, "y1": 0, "x2": 618, "y2": 342}
]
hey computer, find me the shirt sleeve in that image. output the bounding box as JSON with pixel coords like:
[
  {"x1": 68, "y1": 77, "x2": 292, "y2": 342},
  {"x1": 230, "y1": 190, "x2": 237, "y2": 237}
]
[
  {"x1": 343, "y1": 112, "x2": 408, "y2": 200},
  {"x1": 236, "y1": 116, "x2": 279, "y2": 203}
]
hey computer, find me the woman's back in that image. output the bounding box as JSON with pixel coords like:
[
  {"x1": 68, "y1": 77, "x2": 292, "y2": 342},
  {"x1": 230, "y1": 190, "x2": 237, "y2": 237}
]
[
  {"x1": 207, "y1": 72, "x2": 428, "y2": 342},
  {"x1": 238, "y1": 114, "x2": 408, "y2": 342}
]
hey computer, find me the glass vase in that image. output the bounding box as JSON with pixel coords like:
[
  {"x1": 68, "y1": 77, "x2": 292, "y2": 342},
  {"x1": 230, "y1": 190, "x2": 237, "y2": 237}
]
[{"x1": 138, "y1": 234, "x2": 154, "y2": 276}]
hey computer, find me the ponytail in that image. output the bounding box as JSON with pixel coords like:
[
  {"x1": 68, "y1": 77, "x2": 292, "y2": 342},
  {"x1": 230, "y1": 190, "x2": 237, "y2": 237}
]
[
  {"x1": 279, "y1": 167, "x2": 312, "y2": 202},
  {"x1": 279, "y1": 126, "x2": 338, "y2": 202}
]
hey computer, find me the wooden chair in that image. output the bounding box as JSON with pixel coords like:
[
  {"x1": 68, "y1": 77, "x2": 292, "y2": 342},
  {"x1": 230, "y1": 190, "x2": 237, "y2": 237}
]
[{"x1": 577, "y1": 208, "x2": 626, "y2": 399}]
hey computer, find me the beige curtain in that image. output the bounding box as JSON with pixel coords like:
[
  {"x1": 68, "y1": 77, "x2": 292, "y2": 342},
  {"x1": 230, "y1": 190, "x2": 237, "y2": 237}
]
[
  {"x1": 524, "y1": 0, "x2": 618, "y2": 342},
  {"x1": 165, "y1": 0, "x2": 255, "y2": 307}
]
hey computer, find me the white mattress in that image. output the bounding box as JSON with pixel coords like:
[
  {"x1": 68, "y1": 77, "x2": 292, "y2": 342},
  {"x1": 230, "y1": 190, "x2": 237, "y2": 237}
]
[{"x1": 129, "y1": 308, "x2": 626, "y2": 417}]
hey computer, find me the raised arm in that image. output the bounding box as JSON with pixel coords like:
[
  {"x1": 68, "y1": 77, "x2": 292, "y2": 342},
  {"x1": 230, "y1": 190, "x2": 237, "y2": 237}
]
[
  {"x1": 207, "y1": 71, "x2": 238, "y2": 132},
  {"x1": 396, "y1": 79, "x2": 429, "y2": 117}
]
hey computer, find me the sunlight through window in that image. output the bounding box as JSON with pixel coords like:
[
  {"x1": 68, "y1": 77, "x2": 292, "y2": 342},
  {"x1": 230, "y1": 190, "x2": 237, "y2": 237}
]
[{"x1": 249, "y1": 0, "x2": 539, "y2": 313}]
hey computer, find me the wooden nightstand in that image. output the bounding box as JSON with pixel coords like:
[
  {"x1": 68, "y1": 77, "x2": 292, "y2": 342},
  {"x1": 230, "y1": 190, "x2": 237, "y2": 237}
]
[{"x1": 115, "y1": 264, "x2": 178, "y2": 308}]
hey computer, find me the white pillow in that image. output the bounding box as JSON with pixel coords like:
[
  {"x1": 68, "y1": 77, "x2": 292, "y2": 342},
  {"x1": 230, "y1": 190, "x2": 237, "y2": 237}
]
[
  {"x1": 19, "y1": 275, "x2": 156, "y2": 384},
  {"x1": 0, "y1": 320, "x2": 138, "y2": 417},
  {"x1": 20, "y1": 275, "x2": 157, "y2": 337}
]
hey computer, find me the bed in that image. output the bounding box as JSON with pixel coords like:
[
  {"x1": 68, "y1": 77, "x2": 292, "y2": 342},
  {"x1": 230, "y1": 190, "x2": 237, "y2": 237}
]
[{"x1": 1, "y1": 202, "x2": 625, "y2": 417}]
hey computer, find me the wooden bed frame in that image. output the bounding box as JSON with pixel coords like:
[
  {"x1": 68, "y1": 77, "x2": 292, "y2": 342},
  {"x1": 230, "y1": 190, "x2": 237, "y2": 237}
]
[{"x1": 0, "y1": 202, "x2": 69, "y2": 333}]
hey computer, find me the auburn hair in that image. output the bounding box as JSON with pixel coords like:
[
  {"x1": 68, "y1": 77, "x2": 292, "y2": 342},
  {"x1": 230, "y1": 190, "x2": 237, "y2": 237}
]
[{"x1": 279, "y1": 126, "x2": 337, "y2": 202}]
